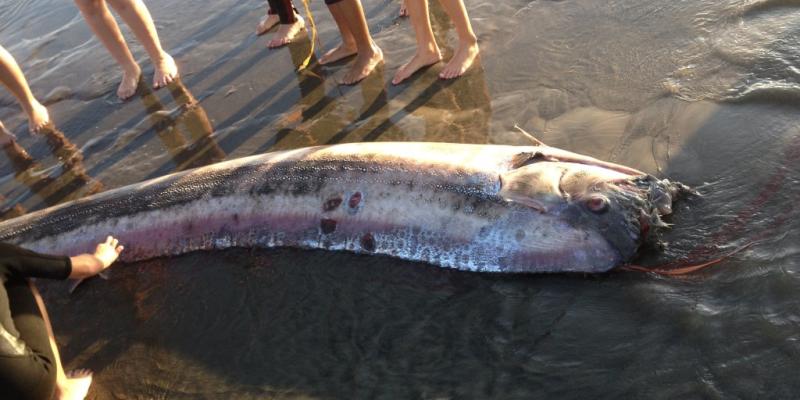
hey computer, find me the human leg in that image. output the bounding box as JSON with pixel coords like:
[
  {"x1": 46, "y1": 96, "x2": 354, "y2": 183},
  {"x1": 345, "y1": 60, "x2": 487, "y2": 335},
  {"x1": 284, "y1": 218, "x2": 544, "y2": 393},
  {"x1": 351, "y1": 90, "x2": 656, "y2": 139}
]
[
  {"x1": 257, "y1": 3, "x2": 280, "y2": 36},
  {"x1": 435, "y1": 0, "x2": 478, "y2": 79},
  {"x1": 0, "y1": 278, "x2": 57, "y2": 400},
  {"x1": 74, "y1": 0, "x2": 142, "y2": 99},
  {"x1": 266, "y1": 0, "x2": 305, "y2": 48},
  {"x1": 106, "y1": 0, "x2": 178, "y2": 89},
  {"x1": 319, "y1": 0, "x2": 358, "y2": 65},
  {"x1": 0, "y1": 46, "x2": 50, "y2": 133},
  {"x1": 391, "y1": 0, "x2": 442, "y2": 85},
  {"x1": 330, "y1": 0, "x2": 383, "y2": 85},
  {"x1": 27, "y1": 281, "x2": 92, "y2": 400}
]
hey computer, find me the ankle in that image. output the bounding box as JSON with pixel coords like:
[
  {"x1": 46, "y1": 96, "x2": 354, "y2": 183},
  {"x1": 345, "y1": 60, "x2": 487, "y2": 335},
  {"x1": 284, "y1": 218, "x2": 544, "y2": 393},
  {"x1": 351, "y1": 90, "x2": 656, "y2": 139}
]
[
  {"x1": 342, "y1": 40, "x2": 357, "y2": 52},
  {"x1": 152, "y1": 51, "x2": 172, "y2": 66},
  {"x1": 459, "y1": 34, "x2": 478, "y2": 49},
  {"x1": 122, "y1": 63, "x2": 141, "y2": 77},
  {"x1": 364, "y1": 41, "x2": 382, "y2": 55},
  {"x1": 418, "y1": 44, "x2": 440, "y2": 58}
]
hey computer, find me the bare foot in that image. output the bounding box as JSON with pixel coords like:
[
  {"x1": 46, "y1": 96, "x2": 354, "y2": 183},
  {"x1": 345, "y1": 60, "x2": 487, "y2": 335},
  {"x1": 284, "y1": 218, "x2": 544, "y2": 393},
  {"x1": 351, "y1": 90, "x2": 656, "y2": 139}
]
[
  {"x1": 319, "y1": 42, "x2": 358, "y2": 65},
  {"x1": 153, "y1": 52, "x2": 179, "y2": 90},
  {"x1": 26, "y1": 100, "x2": 51, "y2": 133},
  {"x1": 439, "y1": 40, "x2": 479, "y2": 80},
  {"x1": 392, "y1": 48, "x2": 442, "y2": 85},
  {"x1": 340, "y1": 45, "x2": 383, "y2": 85},
  {"x1": 399, "y1": 0, "x2": 408, "y2": 17},
  {"x1": 55, "y1": 369, "x2": 93, "y2": 400},
  {"x1": 256, "y1": 13, "x2": 280, "y2": 36},
  {"x1": 268, "y1": 16, "x2": 305, "y2": 48},
  {"x1": 117, "y1": 64, "x2": 141, "y2": 100}
]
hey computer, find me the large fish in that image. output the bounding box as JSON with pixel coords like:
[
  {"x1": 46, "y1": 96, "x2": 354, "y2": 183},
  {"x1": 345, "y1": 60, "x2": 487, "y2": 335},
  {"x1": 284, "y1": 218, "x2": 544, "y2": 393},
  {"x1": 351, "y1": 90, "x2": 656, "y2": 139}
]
[{"x1": 0, "y1": 142, "x2": 688, "y2": 273}]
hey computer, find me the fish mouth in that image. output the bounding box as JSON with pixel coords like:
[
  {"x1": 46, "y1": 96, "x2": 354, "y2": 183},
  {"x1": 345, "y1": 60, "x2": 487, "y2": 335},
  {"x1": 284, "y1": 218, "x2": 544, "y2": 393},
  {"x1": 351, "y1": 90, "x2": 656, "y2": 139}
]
[{"x1": 615, "y1": 176, "x2": 694, "y2": 242}]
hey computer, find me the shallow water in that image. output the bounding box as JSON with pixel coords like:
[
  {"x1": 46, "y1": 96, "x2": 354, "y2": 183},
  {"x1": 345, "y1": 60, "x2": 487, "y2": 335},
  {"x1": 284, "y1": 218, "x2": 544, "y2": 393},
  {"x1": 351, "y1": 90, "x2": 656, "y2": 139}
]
[{"x1": 1, "y1": 0, "x2": 799, "y2": 398}]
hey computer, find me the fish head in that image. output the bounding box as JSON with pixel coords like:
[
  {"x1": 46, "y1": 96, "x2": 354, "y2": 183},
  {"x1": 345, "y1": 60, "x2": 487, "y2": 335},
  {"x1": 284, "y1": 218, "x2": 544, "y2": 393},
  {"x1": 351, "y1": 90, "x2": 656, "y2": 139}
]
[{"x1": 499, "y1": 156, "x2": 689, "y2": 271}]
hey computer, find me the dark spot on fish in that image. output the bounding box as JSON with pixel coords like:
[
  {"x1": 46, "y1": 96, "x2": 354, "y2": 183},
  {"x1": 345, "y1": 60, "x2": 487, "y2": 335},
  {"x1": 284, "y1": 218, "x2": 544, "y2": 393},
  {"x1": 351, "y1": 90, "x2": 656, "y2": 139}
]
[
  {"x1": 360, "y1": 233, "x2": 375, "y2": 252},
  {"x1": 320, "y1": 218, "x2": 337, "y2": 234},
  {"x1": 349, "y1": 192, "x2": 362, "y2": 208},
  {"x1": 323, "y1": 197, "x2": 343, "y2": 212},
  {"x1": 323, "y1": 240, "x2": 332, "y2": 248},
  {"x1": 515, "y1": 229, "x2": 526, "y2": 241},
  {"x1": 232, "y1": 213, "x2": 239, "y2": 223}
]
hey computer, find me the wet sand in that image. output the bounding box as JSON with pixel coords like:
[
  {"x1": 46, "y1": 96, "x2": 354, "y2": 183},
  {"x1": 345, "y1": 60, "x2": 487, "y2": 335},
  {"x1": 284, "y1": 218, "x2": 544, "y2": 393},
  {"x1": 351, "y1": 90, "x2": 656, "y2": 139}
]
[{"x1": 2, "y1": 0, "x2": 800, "y2": 398}]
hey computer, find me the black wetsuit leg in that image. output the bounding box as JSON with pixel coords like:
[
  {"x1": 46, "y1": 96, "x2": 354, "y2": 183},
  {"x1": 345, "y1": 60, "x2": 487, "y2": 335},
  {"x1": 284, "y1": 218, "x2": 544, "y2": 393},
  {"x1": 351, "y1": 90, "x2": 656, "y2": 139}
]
[
  {"x1": 0, "y1": 243, "x2": 71, "y2": 400},
  {"x1": 0, "y1": 277, "x2": 57, "y2": 400}
]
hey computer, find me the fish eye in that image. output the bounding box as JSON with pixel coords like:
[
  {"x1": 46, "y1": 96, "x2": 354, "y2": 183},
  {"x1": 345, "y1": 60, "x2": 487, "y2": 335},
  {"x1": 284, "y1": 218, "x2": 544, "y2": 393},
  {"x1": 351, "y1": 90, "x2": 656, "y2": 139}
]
[{"x1": 585, "y1": 195, "x2": 609, "y2": 214}]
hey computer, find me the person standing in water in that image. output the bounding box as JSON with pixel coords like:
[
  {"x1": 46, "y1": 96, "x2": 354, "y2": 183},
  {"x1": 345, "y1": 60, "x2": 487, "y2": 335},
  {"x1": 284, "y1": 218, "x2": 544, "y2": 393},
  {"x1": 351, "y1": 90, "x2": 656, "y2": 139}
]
[
  {"x1": 391, "y1": 0, "x2": 479, "y2": 84},
  {"x1": 0, "y1": 45, "x2": 50, "y2": 133},
  {"x1": 319, "y1": 0, "x2": 384, "y2": 85},
  {"x1": 0, "y1": 237, "x2": 124, "y2": 400},
  {"x1": 73, "y1": 0, "x2": 178, "y2": 100},
  {"x1": 256, "y1": 0, "x2": 306, "y2": 49}
]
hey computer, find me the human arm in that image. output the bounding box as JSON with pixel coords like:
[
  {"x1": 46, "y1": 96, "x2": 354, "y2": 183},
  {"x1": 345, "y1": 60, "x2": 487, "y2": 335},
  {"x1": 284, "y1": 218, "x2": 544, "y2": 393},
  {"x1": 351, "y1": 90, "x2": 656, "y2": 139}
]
[{"x1": 68, "y1": 236, "x2": 124, "y2": 279}]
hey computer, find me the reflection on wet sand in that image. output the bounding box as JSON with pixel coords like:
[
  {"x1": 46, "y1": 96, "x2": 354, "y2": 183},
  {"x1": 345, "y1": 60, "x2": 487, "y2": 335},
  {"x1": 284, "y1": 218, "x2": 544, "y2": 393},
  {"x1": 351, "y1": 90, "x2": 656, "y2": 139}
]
[
  {"x1": 404, "y1": 2, "x2": 491, "y2": 143},
  {"x1": 0, "y1": 124, "x2": 103, "y2": 220},
  {"x1": 139, "y1": 78, "x2": 226, "y2": 179},
  {"x1": 386, "y1": 60, "x2": 491, "y2": 143},
  {"x1": 262, "y1": 5, "x2": 492, "y2": 149}
]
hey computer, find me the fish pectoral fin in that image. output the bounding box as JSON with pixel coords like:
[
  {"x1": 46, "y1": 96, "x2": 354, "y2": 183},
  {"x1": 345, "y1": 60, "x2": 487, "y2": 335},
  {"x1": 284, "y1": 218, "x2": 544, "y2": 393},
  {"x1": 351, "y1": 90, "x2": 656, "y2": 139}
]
[
  {"x1": 511, "y1": 151, "x2": 558, "y2": 169},
  {"x1": 67, "y1": 271, "x2": 111, "y2": 294},
  {"x1": 67, "y1": 279, "x2": 83, "y2": 294},
  {"x1": 504, "y1": 195, "x2": 549, "y2": 213}
]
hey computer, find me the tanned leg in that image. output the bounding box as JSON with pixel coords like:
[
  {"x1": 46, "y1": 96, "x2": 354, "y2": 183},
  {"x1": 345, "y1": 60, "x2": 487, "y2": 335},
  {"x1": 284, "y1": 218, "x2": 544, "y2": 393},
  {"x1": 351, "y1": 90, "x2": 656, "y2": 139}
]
[
  {"x1": 391, "y1": 0, "x2": 442, "y2": 85},
  {"x1": 74, "y1": 0, "x2": 142, "y2": 100},
  {"x1": 333, "y1": 0, "x2": 383, "y2": 85},
  {"x1": 0, "y1": 46, "x2": 50, "y2": 132},
  {"x1": 106, "y1": 0, "x2": 178, "y2": 89},
  {"x1": 320, "y1": 2, "x2": 358, "y2": 65},
  {"x1": 435, "y1": 0, "x2": 478, "y2": 79}
]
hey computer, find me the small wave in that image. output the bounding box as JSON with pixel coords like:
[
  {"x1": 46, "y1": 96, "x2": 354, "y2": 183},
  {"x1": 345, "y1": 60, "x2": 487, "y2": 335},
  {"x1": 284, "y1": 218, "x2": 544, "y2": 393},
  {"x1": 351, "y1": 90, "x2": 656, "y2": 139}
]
[
  {"x1": 740, "y1": 0, "x2": 800, "y2": 18},
  {"x1": 722, "y1": 81, "x2": 800, "y2": 103}
]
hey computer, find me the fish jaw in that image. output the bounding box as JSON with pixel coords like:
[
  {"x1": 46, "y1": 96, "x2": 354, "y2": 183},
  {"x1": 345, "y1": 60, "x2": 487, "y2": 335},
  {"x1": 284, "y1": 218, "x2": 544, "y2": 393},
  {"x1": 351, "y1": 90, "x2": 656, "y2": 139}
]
[{"x1": 476, "y1": 206, "x2": 621, "y2": 273}]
